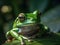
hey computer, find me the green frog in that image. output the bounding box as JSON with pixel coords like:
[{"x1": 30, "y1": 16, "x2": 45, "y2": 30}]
[{"x1": 6, "y1": 10, "x2": 49, "y2": 45}]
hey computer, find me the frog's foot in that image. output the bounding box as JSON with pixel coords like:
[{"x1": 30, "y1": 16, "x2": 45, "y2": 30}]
[
  {"x1": 28, "y1": 39, "x2": 33, "y2": 42},
  {"x1": 21, "y1": 42, "x2": 26, "y2": 45},
  {"x1": 5, "y1": 38, "x2": 15, "y2": 43},
  {"x1": 5, "y1": 39, "x2": 12, "y2": 43}
]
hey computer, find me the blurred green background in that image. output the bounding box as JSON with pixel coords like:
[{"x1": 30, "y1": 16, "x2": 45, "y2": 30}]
[{"x1": 0, "y1": 0, "x2": 60, "y2": 45}]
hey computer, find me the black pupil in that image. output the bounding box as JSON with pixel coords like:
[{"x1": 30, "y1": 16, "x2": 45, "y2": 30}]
[{"x1": 19, "y1": 17, "x2": 25, "y2": 18}]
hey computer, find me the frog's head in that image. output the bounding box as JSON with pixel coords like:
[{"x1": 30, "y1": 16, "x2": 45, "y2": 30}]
[{"x1": 26, "y1": 10, "x2": 41, "y2": 23}]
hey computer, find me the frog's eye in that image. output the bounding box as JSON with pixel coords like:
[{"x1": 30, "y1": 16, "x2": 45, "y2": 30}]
[
  {"x1": 44, "y1": 26, "x2": 48, "y2": 30},
  {"x1": 33, "y1": 10, "x2": 38, "y2": 14},
  {"x1": 33, "y1": 10, "x2": 41, "y2": 15}
]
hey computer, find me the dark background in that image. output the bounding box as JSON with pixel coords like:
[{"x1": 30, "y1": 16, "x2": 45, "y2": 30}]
[{"x1": 0, "y1": 0, "x2": 60, "y2": 45}]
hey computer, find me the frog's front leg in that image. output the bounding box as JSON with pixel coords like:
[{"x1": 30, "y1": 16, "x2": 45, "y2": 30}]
[{"x1": 9, "y1": 30, "x2": 26, "y2": 45}]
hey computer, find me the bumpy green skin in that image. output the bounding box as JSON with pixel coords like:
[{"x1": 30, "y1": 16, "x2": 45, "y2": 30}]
[{"x1": 6, "y1": 11, "x2": 50, "y2": 43}]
